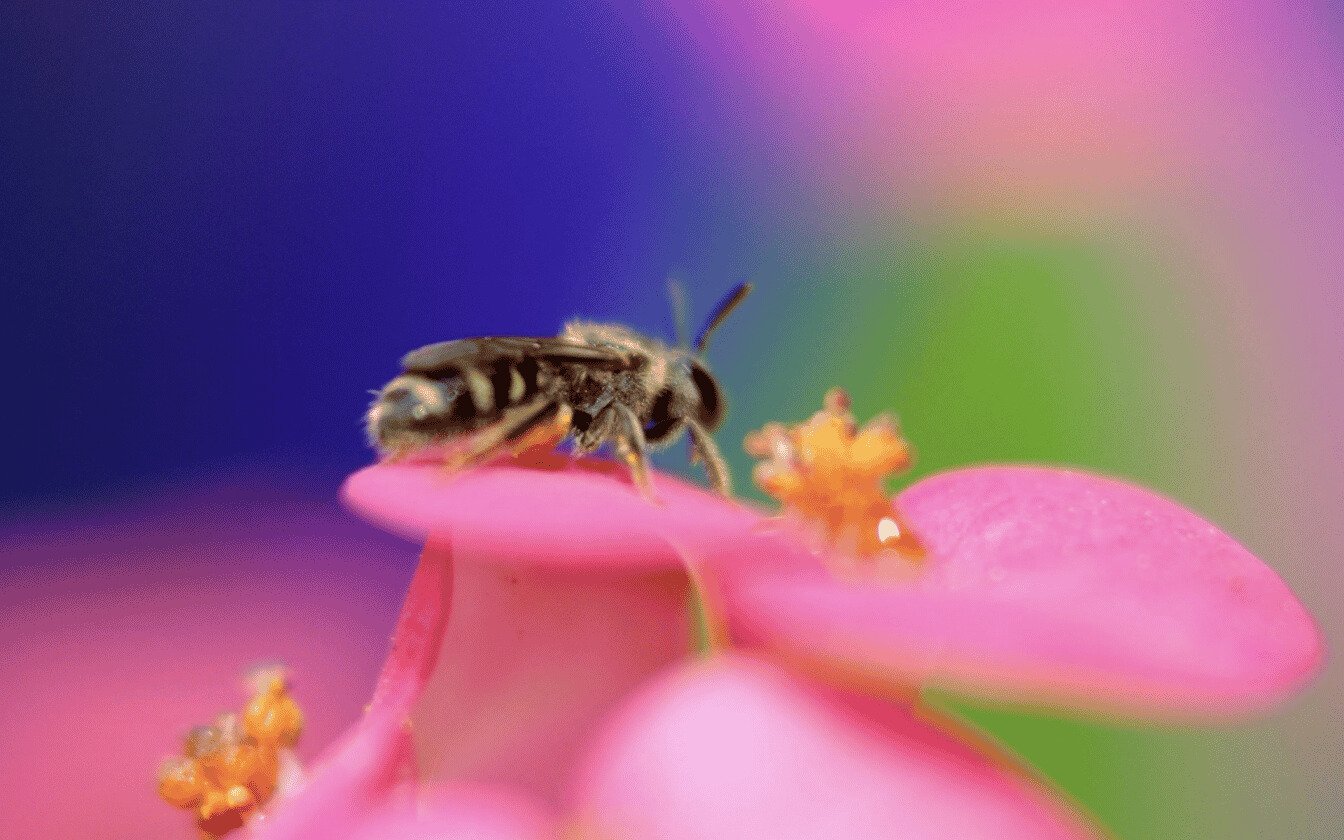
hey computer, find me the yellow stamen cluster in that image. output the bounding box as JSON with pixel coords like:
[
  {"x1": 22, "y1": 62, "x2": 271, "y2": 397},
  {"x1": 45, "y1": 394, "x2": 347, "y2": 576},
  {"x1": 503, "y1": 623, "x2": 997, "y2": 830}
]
[
  {"x1": 158, "y1": 669, "x2": 304, "y2": 839},
  {"x1": 745, "y1": 388, "x2": 925, "y2": 562}
]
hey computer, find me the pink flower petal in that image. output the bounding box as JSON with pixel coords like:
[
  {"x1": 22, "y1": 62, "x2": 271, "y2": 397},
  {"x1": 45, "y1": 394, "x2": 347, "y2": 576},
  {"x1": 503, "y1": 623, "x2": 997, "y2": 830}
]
[
  {"x1": 341, "y1": 455, "x2": 761, "y2": 568},
  {"x1": 385, "y1": 541, "x2": 696, "y2": 807},
  {"x1": 346, "y1": 784, "x2": 555, "y2": 840},
  {"x1": 571, "y1": 654, "x2": 1101, "y2": 840},
  {"x1": 368, "y1": 535, "x2": 454, "y2": 715},
  {"x1": 244, "y1": 526, "x2": 597, "y2": 840},
  {"x1": 254, "y1": 695, "x2": 417, "y2": 839},
  {"x1": 722, "y1": 467, "x2": 1324, "y2": 716},
  {"x1": 260, "y1": 460, "x2": 715, "y2": 822}
]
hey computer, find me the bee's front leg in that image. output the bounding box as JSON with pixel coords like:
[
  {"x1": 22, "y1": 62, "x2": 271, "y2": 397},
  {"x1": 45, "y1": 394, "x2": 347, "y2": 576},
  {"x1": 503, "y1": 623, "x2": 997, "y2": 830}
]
[
  {"x1": 571, "y1": 399, "x2": 615, "y2": 457},
  {"x1": 575, "y1": 402, "x2": 659, "y2": 502},
  {"x1": 609, "y1": 403, "x2": 658, "y2": 503},
  {"x1": 687, "y1": 419, "x2": 732, "y2": 497}
]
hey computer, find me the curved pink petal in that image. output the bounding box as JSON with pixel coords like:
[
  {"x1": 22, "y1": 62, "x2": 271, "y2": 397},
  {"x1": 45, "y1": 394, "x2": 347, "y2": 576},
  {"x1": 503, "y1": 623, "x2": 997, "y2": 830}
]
[
  {"x1": 316, "y1": 513, "x2": 697, "y2": 807},
  {"x1": 342, "y1": 455, "x2": 761, "y2": 568},
  {"x1": 226, "y1": 459, "x2": 714, "y2": 826},
  {"x1": 253, "y1": 693, "x2": 418, "y2": 839},
  {"x1": 722, "y1": 467, "x2": 1324, "y2": 716},
  {"x1": 404, "y1": 543, "x2": 694, "y2": 805},
  {"x1": 254, "y1": 515, "x2": 697, "y2": 829},
  {"x1": 571, "y1": 654, "x2": 1101, "y2": 840}
]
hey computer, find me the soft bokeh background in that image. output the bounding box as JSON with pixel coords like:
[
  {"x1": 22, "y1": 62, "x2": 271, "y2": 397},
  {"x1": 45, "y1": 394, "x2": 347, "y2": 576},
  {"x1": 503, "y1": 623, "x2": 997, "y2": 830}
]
[{"x1": 2, "y1": 2, "x2": 1339, "y2": 838}]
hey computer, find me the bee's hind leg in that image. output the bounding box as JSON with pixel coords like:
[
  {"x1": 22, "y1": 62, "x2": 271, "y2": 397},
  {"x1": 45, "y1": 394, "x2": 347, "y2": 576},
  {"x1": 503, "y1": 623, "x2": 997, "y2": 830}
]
[
  {"x1": 444, "y1": 398, "x2": 565, "y2": 473},
  {"x1": 505, "y1": 403, "x2": 573, "y2": 457},
  {"x1": 687, "y1": 420, "x2": 732, "y2": 497}
]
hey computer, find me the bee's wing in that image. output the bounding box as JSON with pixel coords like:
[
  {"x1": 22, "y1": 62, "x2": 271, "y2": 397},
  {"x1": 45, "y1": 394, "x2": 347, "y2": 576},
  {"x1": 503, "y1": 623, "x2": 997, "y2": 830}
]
[
  {"x1": 399, "y1": 337, "x2": 531, "y2": 371},
  {"x1": 400, "y1": 336, "x2": 635, "y2": 373}
]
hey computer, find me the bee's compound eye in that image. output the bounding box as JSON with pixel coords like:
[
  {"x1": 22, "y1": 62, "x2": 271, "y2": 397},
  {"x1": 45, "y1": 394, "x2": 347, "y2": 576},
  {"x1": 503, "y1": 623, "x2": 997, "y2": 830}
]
[{"x1": 690, "y1": 363, "x2": 722, "y2": 430}]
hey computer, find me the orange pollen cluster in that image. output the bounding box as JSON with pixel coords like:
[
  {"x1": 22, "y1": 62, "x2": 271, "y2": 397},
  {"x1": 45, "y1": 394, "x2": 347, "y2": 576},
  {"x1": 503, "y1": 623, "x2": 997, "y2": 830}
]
[
  {"x1": 745, "y1": 388, "x2": 925, "y2": 562},
  {"x1": 158, "y1": 669, "x2": 304, "y2": 839}
]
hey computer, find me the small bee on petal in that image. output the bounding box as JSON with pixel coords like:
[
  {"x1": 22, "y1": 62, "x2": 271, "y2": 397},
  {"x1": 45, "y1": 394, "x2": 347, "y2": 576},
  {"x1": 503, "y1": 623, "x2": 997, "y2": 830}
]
[{"x1": 365, "y1": 284, "x2": 751, "y2": 498}]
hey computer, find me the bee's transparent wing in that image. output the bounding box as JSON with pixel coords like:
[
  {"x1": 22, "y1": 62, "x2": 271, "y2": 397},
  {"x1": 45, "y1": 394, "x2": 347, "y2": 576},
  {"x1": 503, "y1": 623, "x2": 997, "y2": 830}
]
[{"x1": 400, "y1": 336, "x2": 634, "y2": 374}]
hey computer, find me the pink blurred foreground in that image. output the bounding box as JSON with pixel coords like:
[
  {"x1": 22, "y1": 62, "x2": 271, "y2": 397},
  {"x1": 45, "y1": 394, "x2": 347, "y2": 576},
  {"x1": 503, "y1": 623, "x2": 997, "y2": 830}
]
[{"x1": 0, "y1": 479, "x2": 412, "y2": 840}]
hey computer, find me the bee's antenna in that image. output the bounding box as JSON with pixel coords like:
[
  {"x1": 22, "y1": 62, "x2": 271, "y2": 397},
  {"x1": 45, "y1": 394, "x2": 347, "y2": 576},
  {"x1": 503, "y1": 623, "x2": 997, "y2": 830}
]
[
  {"x1": 694, "y1": 282, "x2": 752, "y2": 353},
  {"x1": 667, "y1": 277, "x2": 690, "y2": 348}
]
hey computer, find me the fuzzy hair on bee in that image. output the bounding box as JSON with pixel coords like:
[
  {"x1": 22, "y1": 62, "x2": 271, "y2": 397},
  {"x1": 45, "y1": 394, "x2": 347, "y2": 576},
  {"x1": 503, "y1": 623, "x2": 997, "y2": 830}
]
[{"x1": 364, "y1": 283, "x2": 751, "y2": 498}]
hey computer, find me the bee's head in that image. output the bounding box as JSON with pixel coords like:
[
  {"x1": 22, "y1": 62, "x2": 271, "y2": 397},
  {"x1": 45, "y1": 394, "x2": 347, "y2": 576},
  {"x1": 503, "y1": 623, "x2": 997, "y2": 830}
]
[{"x1": 365, "y1": 373, "x2": 471, "y2": 452}]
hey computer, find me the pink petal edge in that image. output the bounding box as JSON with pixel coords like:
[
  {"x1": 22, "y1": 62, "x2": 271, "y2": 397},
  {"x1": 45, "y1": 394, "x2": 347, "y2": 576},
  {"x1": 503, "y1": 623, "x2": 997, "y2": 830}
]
[
  {"x1": 257, "y1": 472, "x2": 706, "y2": 834},
  {"x1": 316, "y1": 528, "x2": 695, "y2": 811},
  {"x1": 340, "y1": 455, "x2": 762, "y2": 568},
  {"x1": 368, "y1": 535, "x2": 454, "y2": 715},
  {"x1": 722, "y1": 466, "x2": 1325, "y2": 717},
  {"x1": 571, "y1": 654, "x2": 1103, "y2": 840}
]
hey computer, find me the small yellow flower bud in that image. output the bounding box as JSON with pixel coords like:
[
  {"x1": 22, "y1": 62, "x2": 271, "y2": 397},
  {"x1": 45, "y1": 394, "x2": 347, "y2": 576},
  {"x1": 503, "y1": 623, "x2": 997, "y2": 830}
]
[
  {"x1": 157, "y1": 668, "x2": 305, "y2": 838},
  {"x1": 745, "y1": 388, "x2": 925, "y2": 567}
]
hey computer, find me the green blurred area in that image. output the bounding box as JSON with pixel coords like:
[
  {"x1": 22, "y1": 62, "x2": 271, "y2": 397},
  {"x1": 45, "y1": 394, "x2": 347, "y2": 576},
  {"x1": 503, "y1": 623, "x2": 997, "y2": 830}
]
[
  {"x1": 718, "y1": 231, "x2": 1193, "y2": 494},
  {"x1": 930, "y1": 693, "x2": 1195, "y2": 840}
]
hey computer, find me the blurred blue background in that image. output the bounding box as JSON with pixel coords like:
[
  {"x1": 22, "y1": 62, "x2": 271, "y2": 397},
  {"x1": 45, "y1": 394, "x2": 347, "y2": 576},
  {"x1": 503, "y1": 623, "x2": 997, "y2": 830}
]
[{"x1": 1, "y1": 2, "x2": 778, "y2": 506}]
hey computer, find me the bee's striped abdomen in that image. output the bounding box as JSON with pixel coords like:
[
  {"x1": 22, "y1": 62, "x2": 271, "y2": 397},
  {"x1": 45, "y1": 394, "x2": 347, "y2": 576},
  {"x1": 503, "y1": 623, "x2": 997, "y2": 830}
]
[{"x1": 408, "y1": 355, "x2": 557, "y2": 432}]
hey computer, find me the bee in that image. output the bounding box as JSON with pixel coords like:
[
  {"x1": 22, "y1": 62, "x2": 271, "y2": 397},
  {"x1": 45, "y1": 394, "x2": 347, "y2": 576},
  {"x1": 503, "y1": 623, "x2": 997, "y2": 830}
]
[{"x1": 365, "y1": 283, "x2": 751, "y2": 498}]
